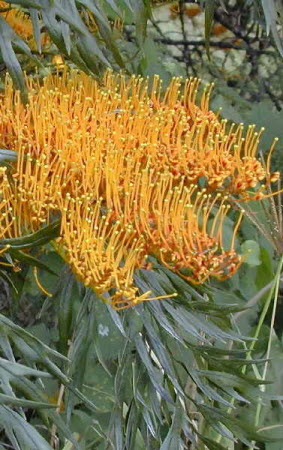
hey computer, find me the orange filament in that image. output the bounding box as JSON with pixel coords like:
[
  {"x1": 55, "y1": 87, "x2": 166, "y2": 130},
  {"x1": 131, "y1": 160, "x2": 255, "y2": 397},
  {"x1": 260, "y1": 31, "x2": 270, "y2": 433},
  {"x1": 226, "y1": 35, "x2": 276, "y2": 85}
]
[
  {"x1": 0, "y1": 69, "x2": 280, "y2": 308},
  {"x1": 33, "y1": 267, "x2": 53, "y2": 298}
]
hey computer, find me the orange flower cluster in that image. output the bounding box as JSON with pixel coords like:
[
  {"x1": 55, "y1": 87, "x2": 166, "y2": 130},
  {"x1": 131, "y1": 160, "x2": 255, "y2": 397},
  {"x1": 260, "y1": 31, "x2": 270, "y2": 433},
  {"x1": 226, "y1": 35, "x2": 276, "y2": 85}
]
[
  {"x1": 0, "y1": 70, "x2": 279, "y2": 308},
  {"x1": 169, "y1": 2, "x2": 201, "y2": 19},
  {"x1": 0, "y1": 2, "x2": 34, "y2": 42}
]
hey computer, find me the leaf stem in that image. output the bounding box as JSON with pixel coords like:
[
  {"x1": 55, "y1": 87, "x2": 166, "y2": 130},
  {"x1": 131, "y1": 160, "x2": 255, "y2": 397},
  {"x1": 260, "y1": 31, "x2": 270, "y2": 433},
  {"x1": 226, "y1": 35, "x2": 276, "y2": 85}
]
[
  {"x1": 247, "y1": 254, "x2": 283, "y2": 449},
  {"x1": 243, "y1": 254, "x2": 283, "y2": 370},
  {"x1": 217, "y1": 254, "x2": 283, "y2": 446}
]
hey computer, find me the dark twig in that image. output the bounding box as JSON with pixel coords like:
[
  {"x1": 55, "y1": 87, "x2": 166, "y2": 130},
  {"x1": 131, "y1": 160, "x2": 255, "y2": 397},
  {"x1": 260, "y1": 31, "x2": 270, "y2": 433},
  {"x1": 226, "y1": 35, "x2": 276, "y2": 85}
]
[
  {"x1": 214, "y1": 7, "x2": 252, "y2": 46},
  {"x1": 153, "y1": 37, "x2": 274, "y2": 55}
]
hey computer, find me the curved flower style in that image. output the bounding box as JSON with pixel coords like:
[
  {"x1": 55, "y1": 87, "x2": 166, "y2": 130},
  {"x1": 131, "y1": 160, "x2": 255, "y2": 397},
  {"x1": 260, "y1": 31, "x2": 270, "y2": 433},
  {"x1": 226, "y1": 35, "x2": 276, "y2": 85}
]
[
  {"x1": 127, "y1": 174, "x2": 243, "y2": 284},
  {"x1": 57, "y1": 196, "x2": 176, "y2": 310},
  {"x1": 0, "y1": 166, "x2": 18, "y2": 239},
  {"x1": 0, "y1": 70, "x2": 280, "y2": 308}
]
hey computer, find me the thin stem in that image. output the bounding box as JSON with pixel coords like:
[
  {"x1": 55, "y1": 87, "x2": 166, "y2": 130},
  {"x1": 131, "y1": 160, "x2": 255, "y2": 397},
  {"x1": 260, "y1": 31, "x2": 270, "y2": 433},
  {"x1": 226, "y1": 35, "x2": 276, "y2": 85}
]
[
  {"x1": 258, "y1": 424, "x2": 283, "y2": 433},
  {"x1": 50, "y1": 383, "x2": 66, "y2": 448},
  {"x1": 217, "y1": 255, "x2": 283, "y2": 446},
  {"x1": 243, "y1": 254, "x2": 283, "y2": 369},
  {"x1": 234, "y1": 277, "x2": 283, "y2": 322},
  {"x1": 247, "y1": 255, "x2": 283, "y2": 449}
]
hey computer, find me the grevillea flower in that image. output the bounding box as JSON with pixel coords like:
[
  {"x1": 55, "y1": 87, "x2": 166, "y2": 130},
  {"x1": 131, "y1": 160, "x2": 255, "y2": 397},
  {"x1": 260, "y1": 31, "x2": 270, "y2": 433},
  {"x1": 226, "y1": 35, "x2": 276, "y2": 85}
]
[
  {"x1": 57, "y1": 197, "x2": 176, "y2": 310},
  {"x1": 0, "y1": 70, "x2": 280, "y2": 308},
  {"x1": 0, "y1": 2, "x2": 34, "y2": 42},
  {"x1": 0, "y1": 166, "x2": 18, "y2": 239},
  {"x1": 124, "y1": 173, "x2": 243, "y2": 284},
  {"x1": 0, "y1": 72, "x2": 279, "y2": 204},
  {"x1": 0, "y1": 2, "x2": 52, "y2": 50}
]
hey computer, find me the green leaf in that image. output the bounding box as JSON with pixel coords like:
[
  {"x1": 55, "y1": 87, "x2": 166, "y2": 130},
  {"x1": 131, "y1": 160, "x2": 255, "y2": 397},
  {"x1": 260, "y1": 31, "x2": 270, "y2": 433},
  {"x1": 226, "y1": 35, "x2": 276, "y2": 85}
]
[
  {"x1": 199, "y1": 403, "x2": 276, "y2": 445},
  {"x1": 106, "y1": 300, "x2": 127, "y2": 338},
  {"x1": 134, "y1": 334, "x2": 173, "y2": 404},
  {"x1": 48, "y1": 410, "x2": 81, "y2": 450},
  {"x1": 241, "y1": 240, "x2": 262, "y2": 267},
  {"x1": 0, "y1": 357, "x2": 50, "y2": 382},
  {"x1": 261, "y1": 0, "x2": 283, "y2": 57},
  {"x1": 125, "y1": 401, "x2": 140, "y2": 449},
  {"x1": 188, "y1": 368, "x2": 236, "y2": 408},
  {"x1": 103, "y1": 0, "x2": 122, "y2": 15},
  {"x1": 108, "y1": 408, "x2": 123, "y2": 450},
  {"x1": 57, "y1": 272, "x2": 78, "y2": 355},
  {"x1": 204, "y1": 0, "x2": 216, "y2": 58},
  {"x1": 0, "y1": 149, "x2": 17, "y2": 163},
  {"x1": 9, "y1": 249, "x2": 58, "y2": 276},
  {"x1": 0, "y1": 12, "x2": 41, "y2": 102},
  {"x1": 197, "y1": 436, "x2": 228, "y2": 450},
  {"x1": 0, "y1": 220, "x2": 60, "y2": 249},
  {"x1": 0, "y1": 313, "x2": 68, "y2": 362},
  {"x1": 0, "y1": 0, "x2": 152, "y2": 95},
  {"x1": 131, "y1": 0, "x2": 150, "y2": 47},
  {"x1": 138, "y1": 308, "x2": 183, "y2": 394},
  {"x1": 160, "y1": 402, "x2": 184, "y2": 450},
  {"x1": 65, "y1": 290, "x2": 97, "y2": 419},
  {"x1": 0, "y1": 313, "x2": 84, "y2": 448},
  {"x1": 0, "y1": 405, "x2": 52, "y2": 450},
  {"x1": 0, "y1": 17, "x2": 27, "y2": 103},
  {"x1": 79, "y1": 0, "x2": 125, "y2": 68},
  {"x1": 0, "y1": 270, "x2": 18, "y2": 293},
  {"x1": 0, "y1": 393, "x2": 55, "y2": 409},
  {"x1": 29, "y1": 8, "x2": 42, "y2": 52},
  {"x1": 148, "y1": 301, "x2": 185, "y2": 344}
]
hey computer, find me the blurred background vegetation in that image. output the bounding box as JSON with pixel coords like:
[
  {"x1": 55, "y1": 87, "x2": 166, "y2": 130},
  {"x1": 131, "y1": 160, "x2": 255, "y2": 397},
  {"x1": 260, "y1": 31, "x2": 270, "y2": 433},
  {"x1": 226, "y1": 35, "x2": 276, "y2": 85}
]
[{"x1": 1, "y1": 1, "x2": 283, "y2": 449}]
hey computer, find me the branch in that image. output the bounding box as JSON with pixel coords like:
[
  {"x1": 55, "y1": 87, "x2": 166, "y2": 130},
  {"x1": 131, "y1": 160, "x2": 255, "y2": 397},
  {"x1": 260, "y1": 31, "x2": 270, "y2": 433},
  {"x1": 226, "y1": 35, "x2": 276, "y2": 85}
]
[
  {"x1": 153, "y1": 37, "x2": 274, "y2": 55},
  {"x1": 214, "y1": 7, "x2": 252, "y2": 46}
]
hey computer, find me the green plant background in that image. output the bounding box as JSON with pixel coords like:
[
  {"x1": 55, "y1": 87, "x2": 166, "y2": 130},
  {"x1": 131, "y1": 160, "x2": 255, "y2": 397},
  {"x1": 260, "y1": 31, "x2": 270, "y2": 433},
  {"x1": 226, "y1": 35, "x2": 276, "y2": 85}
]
[{"x1": 1, "y1": 1, "x2": 283, "y2": 449}]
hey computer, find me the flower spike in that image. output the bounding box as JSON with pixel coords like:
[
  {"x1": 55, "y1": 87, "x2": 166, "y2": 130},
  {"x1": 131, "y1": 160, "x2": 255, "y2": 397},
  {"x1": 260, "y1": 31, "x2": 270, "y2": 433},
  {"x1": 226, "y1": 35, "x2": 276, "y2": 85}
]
[{"x1": 0, "y1": 69, "x2": 281, "y2": 307}]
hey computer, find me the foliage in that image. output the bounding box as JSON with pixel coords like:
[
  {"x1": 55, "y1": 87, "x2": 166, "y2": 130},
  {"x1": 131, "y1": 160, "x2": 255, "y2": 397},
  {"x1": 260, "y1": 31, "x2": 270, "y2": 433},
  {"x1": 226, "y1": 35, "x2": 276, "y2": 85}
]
[
  {"x1": 0, "y1": 0, "x2": 151, "y2": 101},
  {"x1": 0, "y1": 1, "x2": 283, "y2": 449}
]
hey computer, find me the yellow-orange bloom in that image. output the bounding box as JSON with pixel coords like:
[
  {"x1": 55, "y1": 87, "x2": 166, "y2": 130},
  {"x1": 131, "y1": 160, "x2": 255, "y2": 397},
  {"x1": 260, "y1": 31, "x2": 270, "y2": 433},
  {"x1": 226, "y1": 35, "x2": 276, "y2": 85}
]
[
  {"x1": 0, "y1": 70, "x2": 279, "y2": 307},
  {"x1": 121, "y1": 171, "x2": 242, "y2": 283},
  {"x1": 0, "y1": 2, "x2": 33, "y2": 42},
  {"x1": 0, "y1": 71, "x2": 278, "y2": 208},
  {"x1": 0, "y1": 166, "x2": 18, "y2": 239},
  {"x1": 0, "y1": 2, "x2": 52, "y2": 50}
]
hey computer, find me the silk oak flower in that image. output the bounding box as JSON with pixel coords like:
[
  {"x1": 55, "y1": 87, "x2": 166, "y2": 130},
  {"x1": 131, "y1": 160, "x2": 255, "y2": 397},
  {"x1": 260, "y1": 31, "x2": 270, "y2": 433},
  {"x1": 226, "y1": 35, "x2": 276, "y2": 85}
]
[
  {"x1": 0, "y1": 2, "x2": 34, "y2": 42},
  {"x1": 0, "y1": 70, "x2": 280, "y2": 308}
]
